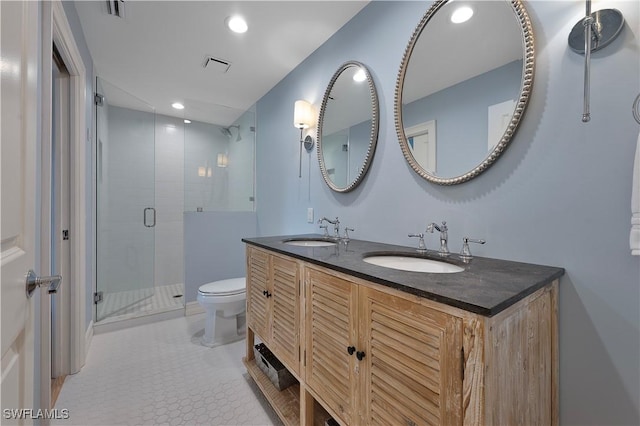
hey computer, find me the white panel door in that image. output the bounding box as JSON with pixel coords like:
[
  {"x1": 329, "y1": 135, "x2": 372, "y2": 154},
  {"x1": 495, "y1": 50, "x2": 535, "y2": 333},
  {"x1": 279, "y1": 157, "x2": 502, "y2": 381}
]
[{"x1": 1, "y1": 1, "x2": 39, "y2": 422}]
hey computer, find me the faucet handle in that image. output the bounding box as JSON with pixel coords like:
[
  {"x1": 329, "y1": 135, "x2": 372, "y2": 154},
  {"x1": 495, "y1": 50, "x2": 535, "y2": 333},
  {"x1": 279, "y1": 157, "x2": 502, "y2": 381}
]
[
  {"x1": 460, "y1": 237, "x2": 486, "y2": 261},
  {"x1": 318, "y1": 223, "x2": 329, "y2": 237},
  {"x1": 408, "y1": 233, "x2": 427, "y2": 252},
  {"x1": 343, "y1": 227, "x2": 354, "y2": 241}
]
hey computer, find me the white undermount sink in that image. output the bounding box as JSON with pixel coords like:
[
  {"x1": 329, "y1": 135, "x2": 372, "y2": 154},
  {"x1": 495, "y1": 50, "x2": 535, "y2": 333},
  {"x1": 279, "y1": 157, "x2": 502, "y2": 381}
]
[
  {"x1": 363, "y1": 255, "x2": 464, "y2": 273},
  {"x1": 283, "y1": 238, "x2": 337, "y2": 247}
]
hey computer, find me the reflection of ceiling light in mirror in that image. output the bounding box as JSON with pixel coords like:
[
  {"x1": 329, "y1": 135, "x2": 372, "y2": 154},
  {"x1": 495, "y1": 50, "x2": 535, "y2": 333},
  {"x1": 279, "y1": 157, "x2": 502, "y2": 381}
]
[
  {"x1": 172, "y1": 102, "x2": 184, "y2": 110},
  {"x1": 226, "y1": 15, "x2": 248, "y2": 34},
  {"x1": 184, "y1": 119, "x2": 191, "y2": 124},
  {"x1": 451, "y1": 6, "x2": 473, "y2": 24},
  {"x1": 353, "y1": 69, "x2": 366, "y2": 82}
]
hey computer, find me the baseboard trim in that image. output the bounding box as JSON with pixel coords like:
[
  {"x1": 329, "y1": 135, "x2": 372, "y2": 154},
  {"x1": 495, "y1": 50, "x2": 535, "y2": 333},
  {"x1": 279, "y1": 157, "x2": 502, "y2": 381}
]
[
  {"x1": 185, "y1": 301, "x2": 205, "y2": 316},
  {"x1": 85, "y1": 320, "x2": 94, "y2": 358}
]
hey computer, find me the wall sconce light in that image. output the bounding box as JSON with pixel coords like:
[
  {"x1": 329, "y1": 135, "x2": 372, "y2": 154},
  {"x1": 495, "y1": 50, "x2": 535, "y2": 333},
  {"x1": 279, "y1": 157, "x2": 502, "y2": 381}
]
[
  {"x1": 294, "y1": 99, "x2": 315, "y2": 178},
  {"x1": 198, "y1": 166, "x2": 207, "y2": 177},
  {"x1": 217, "y1": 153, "x2": 228, "y2": 168},
  {"x1": 568, "y1": 1, "x2": 624, "y2": 122}
]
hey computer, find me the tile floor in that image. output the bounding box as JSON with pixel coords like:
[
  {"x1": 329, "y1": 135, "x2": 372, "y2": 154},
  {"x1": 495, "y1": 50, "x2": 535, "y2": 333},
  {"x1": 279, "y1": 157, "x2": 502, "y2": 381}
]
[{"x1": 53, "y1": 314, "x2": 280, "y2": 426}]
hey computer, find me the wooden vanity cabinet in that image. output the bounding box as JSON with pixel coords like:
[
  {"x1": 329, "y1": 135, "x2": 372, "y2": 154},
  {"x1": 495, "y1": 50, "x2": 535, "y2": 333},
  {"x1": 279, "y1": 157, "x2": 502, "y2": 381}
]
[
  {"x1": 305, "y1": 265, "x2": 463, "y2": 426},
  {"x1": 246, "y1": 246, "x2": 301, "y2": 376},
  {"x1": 244, "y1": 245, "x2": 559, "y2": 426}
]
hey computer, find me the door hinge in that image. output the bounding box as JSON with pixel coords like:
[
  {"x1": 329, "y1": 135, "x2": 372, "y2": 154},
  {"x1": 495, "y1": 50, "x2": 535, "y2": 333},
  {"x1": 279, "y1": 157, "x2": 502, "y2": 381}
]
[
  {"x1": 94, "y1": 291, "x2": 104, "y2": 304},
  {"x1": 94, "y1": 93, "x2": 104, "y2": 106},
  {"x1": 62, "y1": 229, "x2": 69, "y2": 240}
]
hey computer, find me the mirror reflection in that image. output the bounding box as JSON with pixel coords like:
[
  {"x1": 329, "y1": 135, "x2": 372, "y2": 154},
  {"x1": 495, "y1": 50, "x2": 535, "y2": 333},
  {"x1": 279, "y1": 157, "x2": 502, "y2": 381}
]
[
  {"x1": 396, "y1": 0, "x2": 534, "y2": 185},
  {"x1": 318, "y1": 61, "x2": 379, "y2": 193}
]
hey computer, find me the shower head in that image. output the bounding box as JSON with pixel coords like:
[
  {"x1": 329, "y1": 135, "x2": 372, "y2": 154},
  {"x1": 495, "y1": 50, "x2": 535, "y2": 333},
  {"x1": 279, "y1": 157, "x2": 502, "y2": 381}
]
[{"x1": 220, "y1": 125, "x2": 242, "y2": 141}]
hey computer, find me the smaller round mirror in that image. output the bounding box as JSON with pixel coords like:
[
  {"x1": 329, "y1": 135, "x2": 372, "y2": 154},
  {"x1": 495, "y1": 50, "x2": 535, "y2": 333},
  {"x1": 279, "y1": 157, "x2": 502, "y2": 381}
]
[{"x1": 318, "y1": 61, "x2": 379, "y2": 193}]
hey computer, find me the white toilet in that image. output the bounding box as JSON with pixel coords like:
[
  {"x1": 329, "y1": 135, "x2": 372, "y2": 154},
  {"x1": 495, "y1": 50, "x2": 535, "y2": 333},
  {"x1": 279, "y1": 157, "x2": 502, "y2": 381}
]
[{"x1": 197, "y1": 277, "x2": 247, "y2": 347}]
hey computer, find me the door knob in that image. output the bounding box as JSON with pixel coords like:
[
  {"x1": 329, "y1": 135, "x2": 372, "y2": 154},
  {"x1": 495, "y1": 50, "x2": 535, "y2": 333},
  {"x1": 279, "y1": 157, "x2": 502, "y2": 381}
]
[{"x1": 26, "y1": 269, "x2": 62, "y2": 298}]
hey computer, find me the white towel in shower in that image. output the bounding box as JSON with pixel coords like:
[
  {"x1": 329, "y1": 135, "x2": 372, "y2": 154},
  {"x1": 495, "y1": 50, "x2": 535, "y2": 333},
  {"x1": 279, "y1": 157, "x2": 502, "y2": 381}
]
[{"x1": 631, "y1": 131, "x2": 640, "y2": 255}]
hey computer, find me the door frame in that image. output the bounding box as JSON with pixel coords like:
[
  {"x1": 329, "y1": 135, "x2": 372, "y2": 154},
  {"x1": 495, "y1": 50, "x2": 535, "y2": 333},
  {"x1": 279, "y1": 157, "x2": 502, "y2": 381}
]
[{"x1": 39, "y1": 0, "x2": 88, "y2": 408}]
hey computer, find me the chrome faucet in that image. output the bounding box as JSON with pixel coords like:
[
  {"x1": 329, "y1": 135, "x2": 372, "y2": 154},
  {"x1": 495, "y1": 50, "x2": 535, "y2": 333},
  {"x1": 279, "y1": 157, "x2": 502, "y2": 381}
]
[
  {"x1": 460, "y1": 237, "x2": 486, "y2": 262},
  {"x1": 318, "y1": 217, "x2": 340, "y2": 238},
  {"x1": 408, "y1": 233, "x2": 427, "y2": 252},
  {"x1": 427, "y1": 221, "x2": 449, "y2": 256},
  {"x1": 318, "y1": 222, "x2": 329, "y2": 237}
]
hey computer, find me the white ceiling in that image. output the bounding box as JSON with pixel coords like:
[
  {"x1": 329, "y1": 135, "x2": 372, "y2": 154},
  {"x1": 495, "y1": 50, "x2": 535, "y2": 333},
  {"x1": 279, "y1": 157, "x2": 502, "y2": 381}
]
[{"x1": 74, "y1": 1, "x2": 369, "y2": 126}]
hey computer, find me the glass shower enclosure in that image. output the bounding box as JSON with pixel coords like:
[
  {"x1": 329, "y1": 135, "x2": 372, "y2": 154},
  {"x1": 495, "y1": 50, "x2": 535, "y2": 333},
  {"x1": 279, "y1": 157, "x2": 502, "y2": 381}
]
[{"x1": 95, "y1": 77, "x2": 156, "y2": 322}]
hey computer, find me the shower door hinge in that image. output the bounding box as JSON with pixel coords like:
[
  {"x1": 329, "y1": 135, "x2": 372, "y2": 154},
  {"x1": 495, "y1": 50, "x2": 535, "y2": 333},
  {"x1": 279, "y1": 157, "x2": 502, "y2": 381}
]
[
  {"x1": 94, "y1": 93, "x2": 104, "y2": 106},
  {"x1": 94, "y1": 291, "x2": 104, "y2": 304},
  {"x1": 62, "y1": 229, "x2": 69, "y2": 240}
]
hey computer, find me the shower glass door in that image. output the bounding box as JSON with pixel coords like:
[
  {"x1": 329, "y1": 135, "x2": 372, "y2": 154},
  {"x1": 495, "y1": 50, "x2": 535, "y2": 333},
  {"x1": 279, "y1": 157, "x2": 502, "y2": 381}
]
[{"x1": 96, "y1": 77, "x2": 156, "y2": 322}]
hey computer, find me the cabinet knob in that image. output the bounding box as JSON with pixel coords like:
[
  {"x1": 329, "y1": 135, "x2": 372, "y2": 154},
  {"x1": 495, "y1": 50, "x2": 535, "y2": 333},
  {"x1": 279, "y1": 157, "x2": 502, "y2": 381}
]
[
  {"x1": 356, "y1": 351, "x2": 366, "y2": 361},
  {"x1": 263, "y1": 290, "x2": 268, "y2": 296},
  {"x1": 266, "y1": 291, "x2": 272, "y2": 298},
  {"x1": 347, "y1": 346, "x2": 356, "y2": 355}
]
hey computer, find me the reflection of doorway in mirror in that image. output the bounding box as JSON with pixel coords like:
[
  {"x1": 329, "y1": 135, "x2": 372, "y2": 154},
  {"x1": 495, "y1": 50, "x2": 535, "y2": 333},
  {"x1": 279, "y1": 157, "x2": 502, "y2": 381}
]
[
  {"x1": 406, "y1": 120, "x2": 436, "y2": 173},
  {"x1": 488, "y1": 99, "x2": 515, "y2": 151},
  {"x1": 324, "y1": 130, "x2": 349, "y2": 187}
]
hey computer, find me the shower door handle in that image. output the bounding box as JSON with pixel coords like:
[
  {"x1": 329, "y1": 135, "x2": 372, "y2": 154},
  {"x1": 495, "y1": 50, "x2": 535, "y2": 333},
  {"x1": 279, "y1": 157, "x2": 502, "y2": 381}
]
[{"x1": 144, "y1": 207, "x2": 156, "y2": 228}]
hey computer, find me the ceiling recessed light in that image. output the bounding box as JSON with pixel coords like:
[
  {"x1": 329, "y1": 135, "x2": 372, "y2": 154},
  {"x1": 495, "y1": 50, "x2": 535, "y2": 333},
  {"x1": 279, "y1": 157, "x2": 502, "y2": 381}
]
[
  {"x1": 451, "y1": 6, "x2": 474, "y2": 24},
  {"x1": 184, "y1": 119, "x2": 191, "y2": 124},
  {"x1": 172, "y1": 102, "x2": 184, "y2": 110},
  {"x1": 226, "y1": 15, "x2": 248, "y2": 34}
]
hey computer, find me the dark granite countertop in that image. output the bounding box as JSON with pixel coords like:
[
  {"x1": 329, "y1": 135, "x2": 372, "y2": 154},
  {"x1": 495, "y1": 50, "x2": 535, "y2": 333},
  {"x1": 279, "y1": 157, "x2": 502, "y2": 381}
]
[{"x1": 242, "y1": 234, "x2": 565, "y2": 317}]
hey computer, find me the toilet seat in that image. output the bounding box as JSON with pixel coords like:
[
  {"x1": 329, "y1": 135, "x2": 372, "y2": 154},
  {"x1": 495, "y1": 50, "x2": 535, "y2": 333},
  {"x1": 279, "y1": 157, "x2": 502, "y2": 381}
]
[{"x1": 198, "y1": 278, "x2": 245, "y2": 296}]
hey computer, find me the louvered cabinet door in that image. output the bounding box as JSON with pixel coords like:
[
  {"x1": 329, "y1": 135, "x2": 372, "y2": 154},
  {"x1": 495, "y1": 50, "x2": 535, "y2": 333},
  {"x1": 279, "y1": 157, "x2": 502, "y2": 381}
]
[
  {"x1": 270, "y1": 255, "x2": 300, "y2": 376},
  {"x1": 359, "y1": 286, "x2": 464, "y2": 426},
  {"x1": 305, "y1": 268, "x2": 359, "y2": 425},
  {"x1": 246, "y1": 247, "x2": 271, "y2": 343}
]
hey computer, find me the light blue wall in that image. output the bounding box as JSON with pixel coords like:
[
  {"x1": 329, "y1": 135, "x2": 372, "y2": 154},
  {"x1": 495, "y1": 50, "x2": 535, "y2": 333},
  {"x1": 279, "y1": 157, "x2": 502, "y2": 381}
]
[
  {"x1": 184, "y1": 212, "x2": 257, "y2": 303},
  {"x1": 255, "y1": 1, "x2": 640, "y2": 424}
]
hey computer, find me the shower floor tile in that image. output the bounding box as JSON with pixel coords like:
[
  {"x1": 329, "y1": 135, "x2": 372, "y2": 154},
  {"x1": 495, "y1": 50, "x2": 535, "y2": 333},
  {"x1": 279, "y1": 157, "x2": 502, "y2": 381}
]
[
  {"x1": 53, "y1": 315, "x2": 280, "y2": 426},
  {"x1": 97, "y1": 283, "x2": 185, "y2": 323}
]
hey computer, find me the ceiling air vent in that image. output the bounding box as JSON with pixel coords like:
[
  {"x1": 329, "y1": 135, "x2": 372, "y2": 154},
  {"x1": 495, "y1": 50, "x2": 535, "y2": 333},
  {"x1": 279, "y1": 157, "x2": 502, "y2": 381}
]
[
  {"x1": 106, "y1": 0, "x2": 125, "y2": 18},
  {"x1": 202, "y1": 55, "x2": 231, "y2": 73}
]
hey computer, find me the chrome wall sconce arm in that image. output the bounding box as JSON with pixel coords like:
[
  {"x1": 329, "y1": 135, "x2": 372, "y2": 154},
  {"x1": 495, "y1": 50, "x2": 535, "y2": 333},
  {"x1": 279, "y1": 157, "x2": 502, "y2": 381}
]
[{"x1": 568, "y1": 1, "x2": 624, "y2": 123}]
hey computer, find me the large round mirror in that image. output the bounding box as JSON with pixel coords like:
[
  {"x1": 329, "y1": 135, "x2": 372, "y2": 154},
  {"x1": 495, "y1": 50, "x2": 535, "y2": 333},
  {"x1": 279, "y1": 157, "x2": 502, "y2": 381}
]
[
  {"x1": 318, "y1": 61, "x2": 379, "y2": 193},
  {"x1": 395, "y1": 0, "x2": 534, "y2": 185}
]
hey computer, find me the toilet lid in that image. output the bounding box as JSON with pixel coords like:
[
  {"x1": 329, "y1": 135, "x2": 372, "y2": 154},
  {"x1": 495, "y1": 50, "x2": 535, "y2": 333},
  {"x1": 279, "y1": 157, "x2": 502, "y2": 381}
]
[{"x1": 199, "y1": 277, "x2": 246, "y2": 296}]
